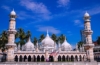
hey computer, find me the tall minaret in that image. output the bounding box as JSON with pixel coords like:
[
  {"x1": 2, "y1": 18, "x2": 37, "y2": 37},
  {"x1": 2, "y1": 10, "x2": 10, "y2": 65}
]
[
  {"x1": 83, "y1": 12, "x2": 94, "y2": 61},
  {"x1": 6, "y1": 9, "x2": 17, "y2": 61}
]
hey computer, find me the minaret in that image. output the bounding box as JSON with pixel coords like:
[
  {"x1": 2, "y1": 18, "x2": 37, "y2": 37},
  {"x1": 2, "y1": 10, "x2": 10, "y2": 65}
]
[
  {"x1": 83, "y1": 12, "x2": 94, "y2": 61},
  {"x1": 6, "y1": 9, "x2": 17, "y2": 61}
]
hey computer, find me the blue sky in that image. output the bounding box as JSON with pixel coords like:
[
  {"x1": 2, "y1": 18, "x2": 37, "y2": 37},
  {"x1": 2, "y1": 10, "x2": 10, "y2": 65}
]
[{"x1": 0, "y1": 0, "x2": 100, "y2": 47}]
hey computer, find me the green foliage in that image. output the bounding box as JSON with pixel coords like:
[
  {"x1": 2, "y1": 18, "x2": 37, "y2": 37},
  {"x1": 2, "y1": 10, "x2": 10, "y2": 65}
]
[{"x1": 97, "y1": 36, "x2": 100, "y2": 45}]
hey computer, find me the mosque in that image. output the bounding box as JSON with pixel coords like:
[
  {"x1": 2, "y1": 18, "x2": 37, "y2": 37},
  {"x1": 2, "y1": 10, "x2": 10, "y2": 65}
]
[{"x1": 0, "y1": 9, "x2": 99, "y2": 62}]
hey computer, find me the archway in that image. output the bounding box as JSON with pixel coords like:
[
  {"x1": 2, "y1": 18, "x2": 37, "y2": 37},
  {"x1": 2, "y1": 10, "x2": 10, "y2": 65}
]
[
  {"x1": 71, "y1": 55, "x2": 74, "y2": 62},
  {"x1": 66, "y1": 55, "x2": 69, "y2": 62},
  {"x1": 58, "y1": 55, "x2": 61, "y2": 61},
  {"x1": 15, "y1": 55, "x2": 18, "y2": 62},
  {"x1": 24, "y1": 55, "x2": 27, "y2": 62},
  {"x1": 49, "y1": 56, "x2": 54, "y2": 62},
  {"x1": 19, "y1": 55, "x2": 22, "y2": 62},
  {"x1": 79, "y1": 55, "x2": 82, "y2": 61},
  {"x1": 62, "y1": 55, "x2": 65, "y2": 61},
  {"x1": 75, "y1": 55, "x2": 78, "y2": 61},
  {"x1": 28, "y1": 55, "x2": 31, "y2": 62},
  {"x1": 33, "y1": 55, "x2": 36, "y2": 62},
  {"x1": 41, "y1": 55, "x2": 45, "y2": 62},
  {"x1": 37, "y1": 55, "x2": 40, "y2": 62}
]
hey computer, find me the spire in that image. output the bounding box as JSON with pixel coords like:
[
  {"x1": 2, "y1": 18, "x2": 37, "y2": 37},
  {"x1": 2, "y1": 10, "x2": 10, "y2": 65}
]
[
  {"x1": 36, "y1": 41, "x2": 38, "y2": 48},
  {"x1": 64, "y1": 36, "x2": 67, "y2": 42},
  {"x1": 46, "y1": 29, "x2": 49, "y2": 37},
  {"x1": 58, "y1": 41, "x2": 60, "y2": 47},
  {"x1": 28, "y1": 37, "x2": 31, "y2": 42},
  {"x1": 18, "y1": 43, "x2": 20, "y2": 50}
]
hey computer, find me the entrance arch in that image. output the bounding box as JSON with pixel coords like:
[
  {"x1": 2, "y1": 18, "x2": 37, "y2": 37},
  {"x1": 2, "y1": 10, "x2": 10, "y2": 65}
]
[
  {"x1": 15, "y1": 55, "x2": 18, "y2": 62},
  {"x1": 71, "y1": 55, "x2": 74, "y2": 62},
  {"x1": 37, "y1": 55, "x2": 40, "y2": 62},
  {"x1": 33, "y1": 55, "x2": 36, "y2": 62},
  {"x1": 19, "y1": 55, "x2": 22, "y2": 62},
  {"x1": 28, "y1": 55, "x2": 31, "y2": 62},
  {"x1": 58, "y1": 55, "x2": 61, "y2": 61},
  {"x1": 49, "y1": 56, "x2": 54, "y2": 62},
  {"x1": 41, "y1": 55, "x2": 45, "y2": 62},
  {"x1": 24, "y1": 55, "x2": 27, "y2": 62},
  {"x1": 75, "y1": 55, "x2": 78, "y2": 61},
  {"x1": 62, "y1": 55, "x2": 65, "y2": 61}
]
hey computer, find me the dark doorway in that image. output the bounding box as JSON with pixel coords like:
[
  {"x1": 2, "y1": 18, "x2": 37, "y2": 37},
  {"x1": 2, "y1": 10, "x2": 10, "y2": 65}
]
[
  {"x1": 58, "y1": 55, "x2": 61, "y2": 61},
  {"x1": 33, "y1": 55, "x2": 36, "y2": 62},
  {"x1": 49, "y1": 56, "x2": 54, "y2": 62},
  {"x1": 28, "y1": 55, "x2": 31, "y2": 62},
  {"x1": 71, "y1": 55, "x2": 74, "y2": 62},
  {"x1": 41, "y1": 55, "x2": 45, "y2": 62},
  {"x1": 75, "y1": 55, "x2": 78, "y2": 61},
  {"x1": 37, "y1": 55, "x2": 40, "y2": 62},
  {"x1": 66, "y1": 56, "x2": 69, "y2": 62},
  {"x1": 24, "y1": 55, "x2": 27, "y2": 62},
  {"x1": 62, "y1": 55, "x2": 65, "y2": 61},
  {"x1": 79, "y1": 55, "x2": 82, "y2": 61},
  {"x1": 19, "y1": 55, "x2": 22, "y2": 62},
  {"x1": 15, "y1": 55, "x2": 18, "y2": 62}
]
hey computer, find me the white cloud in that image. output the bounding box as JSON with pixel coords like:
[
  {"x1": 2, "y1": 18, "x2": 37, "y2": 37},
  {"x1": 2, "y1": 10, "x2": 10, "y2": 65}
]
[
  {"x1": 36, "y1": 25, "x2": 61, "y2": 34},
  {"x1": 20, "y1": 0, "x2": 51, "y2": 20},
  {"x1": 1, "y1": 5, "x2": 10, "y2": 11},
  {"x1": 57, "y1": 0, "x2": 70, "y2": 7},
  {"x1": 74, "y1": 20, "x2": 84, "y2": 27}
]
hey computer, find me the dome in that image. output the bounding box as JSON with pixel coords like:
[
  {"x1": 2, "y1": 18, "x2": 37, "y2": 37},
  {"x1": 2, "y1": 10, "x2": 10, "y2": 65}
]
[
  {"x1": 61, "y1": 37, "x2": 72, "y2": 51},
  {"x1": 10, "y1": 9, "x2": 16, "y2": 15},
  {"x1": 24, "y1": 37, "x2": 34, "y2": 51},
  {"x1": 84, "y1": 11, "x2": 89, "y2": 17},
  {"x1": 41, "y1": 30, "x2": 54, "y2": 47}
]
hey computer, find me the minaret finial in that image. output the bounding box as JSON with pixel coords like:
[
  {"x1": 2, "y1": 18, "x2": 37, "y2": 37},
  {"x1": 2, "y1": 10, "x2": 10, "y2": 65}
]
[{"x1": 46, "y1": 29, "x2": 49, "y2": 37}]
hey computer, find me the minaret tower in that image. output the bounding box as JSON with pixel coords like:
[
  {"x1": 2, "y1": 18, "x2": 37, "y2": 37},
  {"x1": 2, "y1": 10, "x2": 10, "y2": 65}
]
[
  {"x1": 6, "y1": 9, "x2": 17, "y2": 61},
  {"x1": 83, "y1": 12, "x2": 94, "y2": 61}
]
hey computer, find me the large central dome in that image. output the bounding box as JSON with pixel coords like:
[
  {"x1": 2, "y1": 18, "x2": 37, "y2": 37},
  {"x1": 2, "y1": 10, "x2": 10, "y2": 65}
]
[{"x1": 41, "y1": 31, "x2": 54, "y2": 47}]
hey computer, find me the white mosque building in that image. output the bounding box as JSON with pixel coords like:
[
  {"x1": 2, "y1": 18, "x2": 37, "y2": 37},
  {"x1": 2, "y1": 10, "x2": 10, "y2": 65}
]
[{"x1": 0, "y1": 9, "x2": 99, "y2": 62}]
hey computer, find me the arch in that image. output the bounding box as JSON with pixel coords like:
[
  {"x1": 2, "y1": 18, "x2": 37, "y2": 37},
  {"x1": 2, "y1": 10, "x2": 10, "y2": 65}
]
[
  {"x1": 37, "y1": 55, "x2": 40, "y2": 62},
  {"x1": 66, "y1": 55, "x2": 69, "y2": 62},
  {"x1": 49, "y1": 55, "x2": 54, "y2": 62},
  {"x1": 41, "y1": 55, "x2": 45, "y2": 62},
  {"x1": 58, "y1": 55, "x2": 61, "y2": 61},
  {"x1": 33, "y1": 55, "x2": 36, "y2": 62},
  {"x1": 71, "y1": 55, "x2": 74, "y2": 62},
  {"x1": 24, "y1": 55, "x2": 27, "y2": 62},
  {"x1": 79, "y1": 55, "x2": 82, "y2": 61},
  {"x1": 62, "y1": 55, "x2": 65, "y2": 61},
  {"x1": 19, "y1": 55, "x2": 23, "y2": 62},
  {"x1": 28, "y1": 55, "x2": 31, "y2": 62},
  {"x1": 75, "y1": 55, "x2": 78, "y2": 62},
  {"x1": 14, "y1": 55, "x2": 18, "y2": 62}
]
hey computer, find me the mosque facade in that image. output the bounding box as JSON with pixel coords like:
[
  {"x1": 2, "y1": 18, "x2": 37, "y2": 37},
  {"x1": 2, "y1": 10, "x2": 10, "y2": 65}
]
[{"x1": 0, "y1": 9, "x2": 99, "y2": 62}]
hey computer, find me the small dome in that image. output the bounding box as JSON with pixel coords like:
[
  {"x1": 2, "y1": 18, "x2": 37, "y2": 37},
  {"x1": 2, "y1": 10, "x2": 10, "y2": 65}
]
[
  {"x1": 84, "y1": 11, "x2": 89, "y2": 17},
  {"x1": 61, "y1": 37, "x2": 72, "y2": 51},
  {"x1": 41, "y1": 30, "x2": 54, "y2": 47},
  {"x1": 10, "y1": 9, "x2": 16, "y2": 15},
  {"x1": 24, "y1": 37, "x2": 34, "y2": 51}
]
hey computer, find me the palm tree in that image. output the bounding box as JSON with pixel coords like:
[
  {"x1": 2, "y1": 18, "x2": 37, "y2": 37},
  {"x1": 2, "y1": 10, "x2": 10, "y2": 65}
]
[
  {"x1": 39, "y1": 34, "x2": 45, "y2": 42},
  {"x1": 25, "y1": 30, "x2": 31, "y2": 42},
  {"x1": 17, "y1": 28, "x2": 26, "y2": 46},
  {"x1": 97, "y1": 36, "x2": 100, "y2": 45},
  {"x1": 51, "y1": 34, "x2": 57, "y2": 43},
  {"x1": 33, "y1": 37, "x2": 38, "y2": 45},
  {"x1": 77, "y1": 41, "x2": 83, "y2": 50},
  {"x1": 0, "y1": 31, "x2": 8, "y2": 50},
  {"x1": 58, "y1": 34, "x2": 65, "y2": 44}
]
